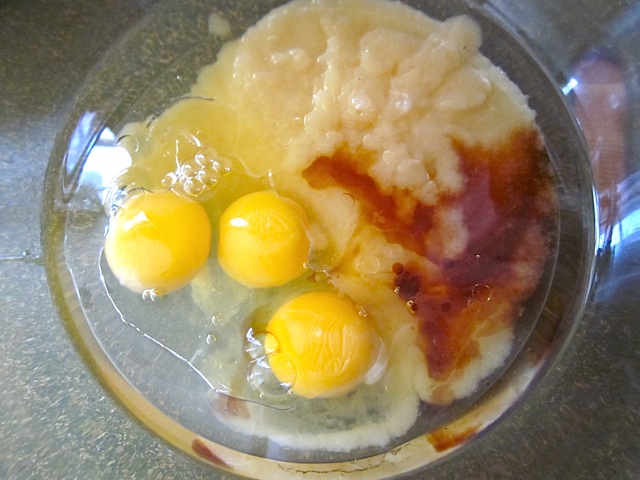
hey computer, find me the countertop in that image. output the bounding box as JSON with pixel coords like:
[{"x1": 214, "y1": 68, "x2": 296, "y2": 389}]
[{"x1": 1, "y1": 0, "x2": 639, "y2": 478}]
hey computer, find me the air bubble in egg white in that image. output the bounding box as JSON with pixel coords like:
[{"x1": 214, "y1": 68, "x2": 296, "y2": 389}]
[
  {"x1": 210, "y1": 312, "x2": 225, "y2": 326},
  {"x1": 105, "y1": 183, "x2": 147, "y2": 218},
  {"x1": 103, "y1": 165, "x2": 153, "y2": 216},
  {"x1": 244, "y1": 328, "x2": 268, "y2": 360},
  {"x1": 169, "y1": 147, "x2": 233, "y2": 199},
  {"x1": 247, "y1": 355, "x2": 293, "y2": 401},
  {"x1": 212, "y1": 156, "x2": 232, "y2": 176},
  {"x1": 313, "y1": 270, "x2": 330, "y2": 283},
  {"x1": 181, "y1": 176, "x2": 205, "y2": 197},
  {"x1": 338, "y1": 194, "x2": 356, "y2": 213},
  {"x1": 194, "y1": 147, "x2": 218, "y2": 167},
  {"x1": 471, "y1": 283, "x2": 492, "y2": 302},
  {"x1": 197, "y1": 168, "x2": 220, "y2": 187},
  {"x1": 406, "y1": 299, "x2": 417, "y2": 313},
  {"x1": 161, "y1": 172, "x2": 178, "y2": 189},
  {"x1": 178, "y1": 159, "x2": 198, "y2": 178},
  {"x1": 141, "y1": 288, "x2": 162, "y2": 302},
  {"x1": 357, "y1": 254, "x2": 381, "y2": 275}
]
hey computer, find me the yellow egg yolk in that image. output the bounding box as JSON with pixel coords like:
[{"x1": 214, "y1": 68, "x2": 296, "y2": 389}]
[
  {"x1": 264, "y1": 291, "x2": 380, "y2": 399},
  {"x1": 104, "y1": 189, "x2": 212, "y2": 295},
  {"x1": 217, "y1": 190, "x2": 310, "y2": 288}
]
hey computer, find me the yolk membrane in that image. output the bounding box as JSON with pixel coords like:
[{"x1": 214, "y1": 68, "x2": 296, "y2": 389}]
[
  {"x1": 264, "y1": 291, "x2": 380, "y2": 399},
  {"x1": 217, "y1": 190, "x2": 310, "y2": 288},
  {"x1": 104, "y1": 189, "x2": 212, "y2": 295}
]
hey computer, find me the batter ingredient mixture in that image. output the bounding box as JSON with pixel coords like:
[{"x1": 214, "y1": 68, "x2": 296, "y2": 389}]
[{"x1": 105, "y1": 0, "x2": 557, "y2": 452}]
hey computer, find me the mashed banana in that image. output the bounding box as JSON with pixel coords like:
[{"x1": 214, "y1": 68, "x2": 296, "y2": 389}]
[{"x1": 117, "y1": 0, "x2": 557, "y2": 453}]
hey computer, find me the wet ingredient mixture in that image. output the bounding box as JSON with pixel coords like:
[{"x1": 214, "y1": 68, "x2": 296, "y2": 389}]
[{"x1": 104, "y1": 0, "x2": 557, "y2": 453}]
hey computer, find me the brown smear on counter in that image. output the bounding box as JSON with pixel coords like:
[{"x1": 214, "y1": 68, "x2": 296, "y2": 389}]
[{"x1": 303, "y1": 129, "x2": 556, "y2": 380}]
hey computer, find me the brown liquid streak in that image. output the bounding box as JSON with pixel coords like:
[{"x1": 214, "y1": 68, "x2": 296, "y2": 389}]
[
  {"x1": 191, "y1": 438, "x2": 230, "y2": 468},
  {"x1": 303, "y1": 130, "x2": 554, "y2": 380}
]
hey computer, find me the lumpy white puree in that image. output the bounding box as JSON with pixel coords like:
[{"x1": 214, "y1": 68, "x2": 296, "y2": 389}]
[{"x1": 118, "y1": 0, "x2": 556, "y2": 453}]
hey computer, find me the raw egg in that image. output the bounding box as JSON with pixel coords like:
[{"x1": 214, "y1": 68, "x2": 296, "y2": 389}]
[
  {"x1": 264, "y1": 291, "x2": 381, "y2": 399},
  {"x1": 104, "y1": 189, "x2": 211, "y2": 295},
  {"x1": 217, "y1": 190, "x2": 310, "y2": 288}
]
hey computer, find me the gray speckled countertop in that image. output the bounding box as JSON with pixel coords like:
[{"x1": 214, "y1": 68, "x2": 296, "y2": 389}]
[
  {"x1": 1, "y1": 0, "x2": 639, "y2": 479},
  {"x1": 1, "y1": 1, "x2": 225, "y2": 478}
]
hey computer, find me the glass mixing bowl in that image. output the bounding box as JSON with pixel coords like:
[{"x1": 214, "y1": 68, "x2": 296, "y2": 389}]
[{"x1": 43, "y1": 0, "x2": 638, "y2": 477}]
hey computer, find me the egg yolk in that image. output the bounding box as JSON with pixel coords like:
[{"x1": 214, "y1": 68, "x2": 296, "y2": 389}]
[
  {"x1": 104, "y1": 189, "x2": 212, "y2": 295},
  {"x1": 264, "y1": 291, "x2": 380, "y2": 399},
  {"x1": 217, "y1": 190, "x2": 310, "y2": 288}
]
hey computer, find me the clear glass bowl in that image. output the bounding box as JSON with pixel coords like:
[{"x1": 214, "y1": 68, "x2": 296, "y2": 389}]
[{"x1": 42, "y1": 0, "x2": 608, "y2": 477}]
